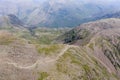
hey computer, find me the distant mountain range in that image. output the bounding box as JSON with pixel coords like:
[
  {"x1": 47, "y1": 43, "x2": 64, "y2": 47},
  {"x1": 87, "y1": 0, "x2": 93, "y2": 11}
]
[
  {"x1": 0, "y1": 0, "x2": 120, "y2": 27},
  {"x1": 94, "y1": 11, "x2": 120, "y2": 20}
]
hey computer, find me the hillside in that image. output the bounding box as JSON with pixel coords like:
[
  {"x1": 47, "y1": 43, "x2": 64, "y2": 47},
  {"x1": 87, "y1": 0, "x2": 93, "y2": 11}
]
[
  {"x1": 0, "y1": 18, "x2": 119, "y2": 80},
  {"x1": 0, "y1": 31, "x2": 118, "y2": 80},
  {"x1": 56, "y1": 18, "x2": 120, "y2": 77},
  {"x1": 0, "y1": 0, "x2": 120, "y2": 80}
]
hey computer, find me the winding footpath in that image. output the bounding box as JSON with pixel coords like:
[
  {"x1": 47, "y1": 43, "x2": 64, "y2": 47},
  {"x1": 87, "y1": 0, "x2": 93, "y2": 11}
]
[{"x1": 6, "y1": 45, "x2": 77, "y2": 69}]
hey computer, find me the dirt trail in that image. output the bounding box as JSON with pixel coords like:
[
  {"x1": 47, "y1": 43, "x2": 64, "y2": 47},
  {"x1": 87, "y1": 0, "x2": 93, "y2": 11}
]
[{"x1": 6, "y1": 45, "x2": 77, "y2": 69}]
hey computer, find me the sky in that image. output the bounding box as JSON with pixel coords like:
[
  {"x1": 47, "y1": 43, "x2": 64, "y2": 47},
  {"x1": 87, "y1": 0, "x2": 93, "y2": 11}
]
[
  {"x1": 0, "y1": 0, "x2": 119, "y2": 2},
  {"x1": 0, "y1": 0, "x2": 119, "y2": 9}
]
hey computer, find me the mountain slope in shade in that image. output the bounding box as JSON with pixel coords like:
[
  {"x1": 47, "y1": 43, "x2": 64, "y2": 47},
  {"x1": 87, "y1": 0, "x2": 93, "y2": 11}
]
[
  {"x1": 7, "y1": 14, "x2": 24, "y2": 27},
  {"x1": 56, "y1": 18, "x2": 120, "y2": 77},
  {"x1": 0, "y1": 14, "x2": 25, "y2": 28},
  {"x1": 0, "y1": 14, "x2": 29, "y2": 38},
  {"x1": 94, "y1": 11, "x2": 120, "y2": 20}
]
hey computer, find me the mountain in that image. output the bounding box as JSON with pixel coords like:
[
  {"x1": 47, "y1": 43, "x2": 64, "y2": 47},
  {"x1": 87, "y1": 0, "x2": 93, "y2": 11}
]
[
  {"x1": 57, "y1": 18, "x2": 120, "y2": 44},
  {"x1": 0, "y1": 14, "x2": 29, "y2": 38},
  {"x1": 1, "y1": 0, "x2": 120, "y2": 27},
  {"x1": 0, "y1": 0, "x2": 39, "y2": 19},
  {"x1": 56, "y1": 18, "x2": 120, "y2": 77},
  {"x1": 94, "y1": 11, "x2": 120, "y2": 20},
  {"x1": 0, "y1": 30, "x2": 119, "y2": 80},
  {"x1": 0, "y1": 14, "x2": 119, "y2": 79},
  {"x1": 26, "y1": 0, "x2": 120, "y2": 27},
  {"x1": 0, "y1": 1, "x2": 120, "y2": 80},
  {"x1": 0, "y1": 14, "x2": 25, "y2": 29}
]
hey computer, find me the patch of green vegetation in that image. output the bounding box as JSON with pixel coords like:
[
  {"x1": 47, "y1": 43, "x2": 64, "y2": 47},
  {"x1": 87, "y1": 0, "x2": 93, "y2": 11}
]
[
  {"x1": 0, "y1": 34, "x2": 16, "y2": 45},
  {"x1": 63, "y1": 29, "x2": 90, "y2": 45},
  {"x1": 37, "y1": 35, "x2": 54, "y2": 44},
  {"x1": 59, "y1": 48, "x2": 82, "y2": 65},
  {"x1": 38, "y1": 72, "x2": 49, "y2": 80},
  {"x1": 88, "y1": 43, "x2": 94, "y2": 50},
  {"x1": 36, "y1": 44, "x2": 64, "y2": 55},
  {"x1": 63, "y1": 49, "x2": 84, "y2": 65},
  {"x1": 56, "y1": 48, "x2": 83, "y2": 76},
  {"x1": 62, "y1": 50, "x2": 71, "y2": 58},
  {"x1": 21, "y1": 28, "x2": 68, "y2": 45},
  {"x1": 71, "y1": 59, "x2": 81, "y2": 65},
  {"x1": 56, "y1": 63, "x2": 68, "y2": 74},
  {"x1": 83, "y1": 64, "x2": 90, "y2": 73},
  {"x1": 79, "y1": 29, "x2": 90, "y2": 39},
  {"x1": 102, "y1": 67, "x2": 109, "y2": 77},
  {"x1": 56, "y1": 49, "x2": 76, "y2": 74},
  {"x1": 19, "y1": 31, "x2": 33, "y2": 40},
  {"x1": 82, "y1": 64, "x2": 102, "y2": 80},
  {"x1": 0, "y1": 26, "x2": 13, "y2": 30},
  {"x1": 64, "y1": 29, "x2": 79, "y2": 43}
]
